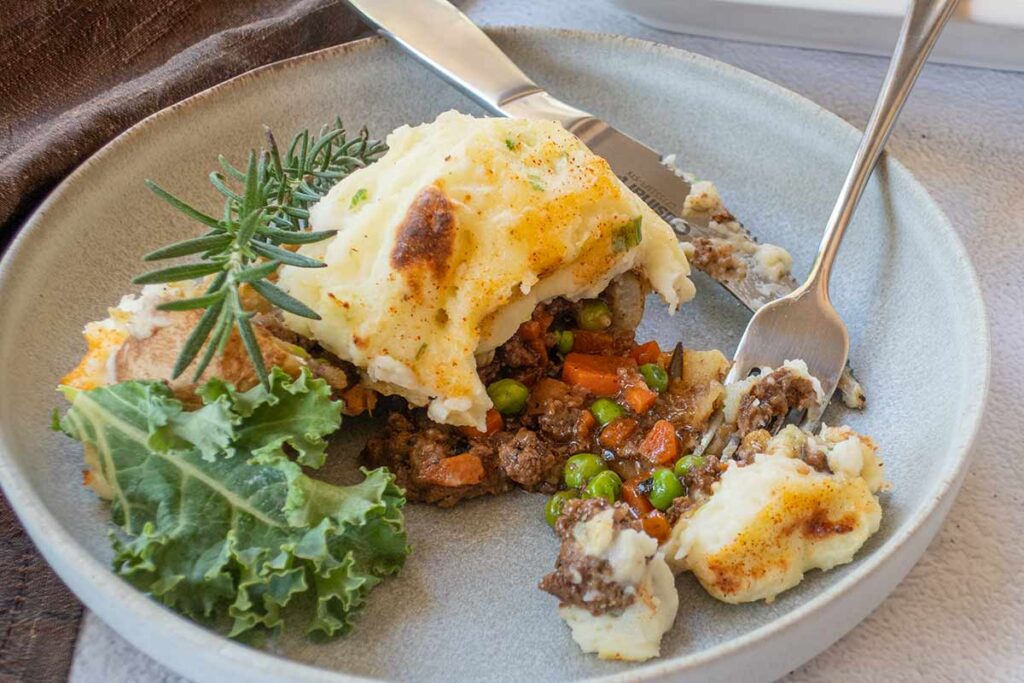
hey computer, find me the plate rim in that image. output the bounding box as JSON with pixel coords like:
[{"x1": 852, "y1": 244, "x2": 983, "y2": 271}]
[{"x1": 0, "y1": 26, "x2": 991, "y2": 683}]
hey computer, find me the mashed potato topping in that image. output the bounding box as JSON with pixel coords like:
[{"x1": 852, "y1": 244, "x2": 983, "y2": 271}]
[
  {"x1": 667, "y1": 425, "x2": 884, "y2": 603},
  {"x1": 277, "y1": 111, "x2": 696, "y2": 428},
  {"x1": 558, "y1": 508, "x2": 678, "y2": 661}
]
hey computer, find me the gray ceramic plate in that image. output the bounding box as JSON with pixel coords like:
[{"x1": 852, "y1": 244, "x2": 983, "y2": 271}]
[{"x1": 0, "y1": 28, "x2": 989, "y2": 683}]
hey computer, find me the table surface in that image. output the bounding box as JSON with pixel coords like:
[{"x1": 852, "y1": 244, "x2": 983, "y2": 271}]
[{"x1": 69, "y1": 0, "x2": 1024, "y2": 681}]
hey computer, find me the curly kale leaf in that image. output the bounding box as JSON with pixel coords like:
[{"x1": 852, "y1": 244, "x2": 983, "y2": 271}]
[{"x1": 59, "y1": 368, "x2": 407, "y2": 638}]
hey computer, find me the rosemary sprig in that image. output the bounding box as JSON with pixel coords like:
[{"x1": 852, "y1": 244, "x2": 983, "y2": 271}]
[{"x1": 134, "y1": 119, "x2": 387, "y2": 387}]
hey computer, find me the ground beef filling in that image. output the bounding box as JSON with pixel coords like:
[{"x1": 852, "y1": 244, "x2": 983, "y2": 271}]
[
  {"x1": 362, "y1": 298, "x2": 730, "y2": 507},
  {"x1": 363, "y1": 412, "x2": 513, "y2": 507},
  {"x1": 690, "y1": 237, "x2": 746, "y2": 281},
  {"x1": 538, "y1": 499, "x2": 639, "y2": 615},
  {"x1": 735, "y1": 367, "x2": 818, "y2": 435}
]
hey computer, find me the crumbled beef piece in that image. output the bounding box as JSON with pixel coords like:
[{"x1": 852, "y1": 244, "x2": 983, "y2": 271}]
[
  {"x1": 684, "y1": 454, "x2": 727, "y2": 499},
  {"x1": 362, "y1": 412, "x2": 510, "y2": 507},
  {"x1": 496, "y1": 428, "x2": 562, "y2": 489},
  {"x1": 736, "y1": 367, "x2": 817, "y2": 435},
  {"x1": 735, "y1": 429, "x2": 772, "y2": 465},
  {"x1": 478, "y1": 323, "x2": 550, "y2": 385},
  {"x1": 531, "y1": 383, "x2": 589, "y2": 443},
  {"x1": 690, "y1": 237, "x2": 746, "y2": 281},
  {"x1": 539, "y1": 499, "x2": 641, "y2": 615},
  {"x1": 802, "y1": 441, "x2": 831, "y2": 473},
  {"x1": 666, "y1": 496, "x2": 695, "y2": 526}
]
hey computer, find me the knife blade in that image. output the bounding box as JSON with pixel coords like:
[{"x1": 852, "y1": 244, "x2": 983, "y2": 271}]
[{"x1": 343, "y1": 0, "x2": 865, "y2": 409}]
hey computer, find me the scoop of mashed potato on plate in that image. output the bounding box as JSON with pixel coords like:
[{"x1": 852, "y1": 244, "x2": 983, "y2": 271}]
[
  {"x1": 277, "y1": 111, "x2": 695, "y2": 429},
  {"x1": 540, "y1": 499, "x2": 678, "y2": 661},
  {"x1": 667, "y1": 424, "x2": 887, "y2": 603}
]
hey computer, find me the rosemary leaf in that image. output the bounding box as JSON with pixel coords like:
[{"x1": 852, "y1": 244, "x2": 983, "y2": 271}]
[
  {"x1": 145, "y1": 180, "x2": 222, "y2": 229},
  {"x1": 307, "y1": 127, "x2": 347, "y2": 161},
  {"x1": 235, "y1": 208, "x2": 263, "y2": 248},
  {"x1": 191, "y1": 303, "x2": 232, "y2": 381},
  {"x1": 156, "y1": 290, "x2": 227, "y2": 312},
  {"x1": 281, "y1": 206, "x2": 310, "y2": 219},
  {"x1": 172, "y1": 298, "x2": 225, "y2": 379},
  {"x1": 208, "y1": 172, "x2": 242, "y2": 203},
  {"x1": 250, "y1": 241, "x2": 325, "y2": 268},
  {"x1": 143, "y1": 234, "x2": 232, "y2": 261},
  {"x1": 260, "y1": 227, "x2": 336, "y2": 245},
  {"x1": 250, "y1": 280, "x2": 321, "y2": 320},
  {"x1": 234, "y1": 307, "x2": 268, "y2": 387},
  {"x1": 235, "y1": 260, "x2": 280, "y2": 283},
  {"x1": 133, "y1": 261, "x2": 225, "y2": 285},
  {"x1": 217, "y1": 155, "x2": 246, "y2": 181}
]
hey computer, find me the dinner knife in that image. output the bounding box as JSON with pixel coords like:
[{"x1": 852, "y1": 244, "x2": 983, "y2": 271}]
[{"x1": 343, "y1": 0, "x2": 864, "y2": 408}]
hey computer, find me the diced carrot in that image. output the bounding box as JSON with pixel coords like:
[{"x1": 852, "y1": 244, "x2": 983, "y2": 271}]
[
  {"x1": 419, "y1": 453, "x2": 485, "y2": 487},
  {"x1": 639, "y1": 419, "x2": 680, "y2": 465},
  {"x1": 532, "y1": 307, "x2": 555, "y2": 334},
  {"x1": 519, "y1": 319, "x2": 543, "y2": 341},
  {"x1": 342, "y1": 385, "x2": 378, "y2": 415},
  {"x1": 575, "y1": 410, "x2": 597, "y2": 441},
  {"x1": 571, "y1": 330, "x2": 616, "y2": 354},
  {"x1": 630, "y1": 340, "x2": 661, "y2": 365},
  {"x1": 623, "y1": 474, "x2": 654, "y2": 516},
  {"x1": 459, "y1": 409, "x2": 504, "y2": 438},
  {"x1": 642, "y1": 510, "x2": 672, "y2": 543},
  {"x1": 623, "y1": 385, "x2": 658, "y2": 414},
  {"x1": 516, "y1": 319, "x2": 551, "y2": 360},
  {"x1": 562, "y1": 353, "x2": 636, "y2": 396},
  {"x1": 599, "y1": 417, "x2": 639, "y2": 450}
]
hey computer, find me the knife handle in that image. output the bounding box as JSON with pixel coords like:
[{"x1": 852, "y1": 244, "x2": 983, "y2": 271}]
[{"x1": 344, "y1": 0, "x2": 591, "y2": 126}]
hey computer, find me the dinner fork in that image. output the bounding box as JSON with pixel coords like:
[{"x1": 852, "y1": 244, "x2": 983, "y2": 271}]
[{"x1": 696, "y1": 0, "x2": 959, "y2": 452}]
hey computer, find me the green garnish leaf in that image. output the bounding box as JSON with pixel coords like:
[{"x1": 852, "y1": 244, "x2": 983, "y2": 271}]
[
  {"x1": 141, "y1": 120, "x2": 387, "y2": 388},
  {"x1": 249, "y1": 241, "x2": 325, "y2": 269},
  {"x1": 350, "y1": 188, "x2": 368, "y2": 208},
  {"x1": 527, "y1": 174, "x2": 545, "y2": 191},
  {"x1": 612, "y1": 215, "x2": 643, "y2": 252},
  {"x1": 250, "y1": 279, "x2": 321, "y2": 321},
  {"x1": 57, "y1": 369, "x2": 408, "y2": 638},
  {"x1": 235, "y1": 260, "x2": 280, "y2": 283},
  {"x1": 505, "y1": 137, "x2": 518, "y2": 151},
  {"x1": 261, "y1": 227, "x2": 337, "y2": 245},
  {"x1": 155, "y1": 290, "x2": 227, "y2": 312},
  {"x1": 143, "y1": 234, "x2": 233, "y2": 262},
  {"x1": 133, "y1": 262, "x2": 226, "y2": 285}
]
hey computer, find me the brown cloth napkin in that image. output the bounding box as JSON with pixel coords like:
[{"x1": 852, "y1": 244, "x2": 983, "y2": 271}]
[{"x1": 0, "y1": 2, "x2": 371, "y2": 679}]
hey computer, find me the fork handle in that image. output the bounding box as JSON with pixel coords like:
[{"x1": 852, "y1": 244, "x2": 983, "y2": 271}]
[
  {"x1": 343, "y1": 0, "x2": 591, "y2": 126},
  {"x1": 806, "y1": 0, "x2": 959, "y2": 296}
]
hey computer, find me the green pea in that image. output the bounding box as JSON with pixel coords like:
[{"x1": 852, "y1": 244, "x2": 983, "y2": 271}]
[
  {"x1": 649, "y1": 468, "x2": 685, "y2": 510},
  {"x1": 487, "y1": 378, "x2": 529, "y2": 415},
  {"x1": 554, "y1": 329, "x2": 574, "y2": 354},
  {"x1": 673, "y1": 454, "x2": 706, "y2": 478},
  {"x1": 639, "y1": 363, "x2": 669, "y2": 393},
  {"x1": 578, "y1": 299, "x2": 612, "y2": 330},
  {"x1": 545, "y1": 490, "x2": 578, "y2": 527},
  {"x1": 564, "y1": 453, "x2": 607, "y2": 489},
  {"x1": 590, "y1": 398, "x2": 626, "y2": 426},
  {"x1": 584, "y1": 470, "x2": 623, "y2": 504}
]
